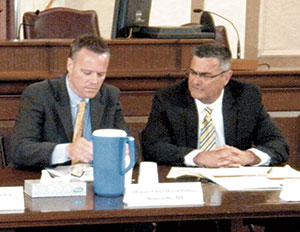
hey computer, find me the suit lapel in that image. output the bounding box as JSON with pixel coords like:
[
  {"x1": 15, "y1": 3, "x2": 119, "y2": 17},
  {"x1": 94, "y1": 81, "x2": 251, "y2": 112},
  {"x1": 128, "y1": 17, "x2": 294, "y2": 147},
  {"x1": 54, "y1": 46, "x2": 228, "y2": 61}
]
[
  {"x1": 90, "y1": 92, "x2": 105, "y2": 132},
  {"x1": 55, "y1": 77, "x2": 73, "y2": 142},
  {"x1": 223, "y1": 85, "x2": 238, "y2": 146},
  {"x1": 184, "y1": 92, "x2": 198, "y2": 148}
]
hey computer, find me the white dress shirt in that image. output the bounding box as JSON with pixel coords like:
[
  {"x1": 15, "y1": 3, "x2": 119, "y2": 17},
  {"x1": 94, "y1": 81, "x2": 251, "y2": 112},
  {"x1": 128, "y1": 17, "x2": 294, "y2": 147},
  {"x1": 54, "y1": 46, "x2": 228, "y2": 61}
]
[{"x1": 184, "y1": 90, "x2": 270, "y2": 166}]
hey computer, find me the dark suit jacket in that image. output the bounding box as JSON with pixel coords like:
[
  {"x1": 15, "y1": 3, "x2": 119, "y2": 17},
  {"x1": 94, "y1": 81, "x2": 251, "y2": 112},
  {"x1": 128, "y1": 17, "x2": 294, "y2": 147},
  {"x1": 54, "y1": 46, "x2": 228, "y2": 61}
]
[
  {"x1": 142, "y1": 79, "x2": 289, "y2": 166},
  {"x1": 11, "y1": 75, "x2": 129, "y2": 168}
]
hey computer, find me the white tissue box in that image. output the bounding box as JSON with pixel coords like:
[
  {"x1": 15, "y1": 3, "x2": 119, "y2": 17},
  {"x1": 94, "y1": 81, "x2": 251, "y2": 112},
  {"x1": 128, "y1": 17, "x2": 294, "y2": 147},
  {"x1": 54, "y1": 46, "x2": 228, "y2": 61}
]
[{"x1": 24, "y1": 179, "x2": 87, "y2": 198}]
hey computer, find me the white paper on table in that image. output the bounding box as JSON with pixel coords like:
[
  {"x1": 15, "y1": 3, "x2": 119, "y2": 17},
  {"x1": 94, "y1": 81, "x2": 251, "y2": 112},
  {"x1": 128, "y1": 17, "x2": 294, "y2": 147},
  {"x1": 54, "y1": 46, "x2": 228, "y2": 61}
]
[
  {"x1": 280, "y1": 179, "x2": 300, "y2": 201},
  {"x1": 167, "y1": 165, "x2": 300, "y2": 180},
  {"x1": 211, "y1": 176, "x2": 282, "y2": 191},
  {"x1": 267, "y1": 165, "x2": 300, "y2": 179},
  {"x1": 167, "y1": 166, "x2": 270, "y2": 179},
  {"x1": 166, "y1": 166, "x2": 300, "y2": 191},
  {"x1": 0, "y1": 186, "x2": 25, "y2": 213}
]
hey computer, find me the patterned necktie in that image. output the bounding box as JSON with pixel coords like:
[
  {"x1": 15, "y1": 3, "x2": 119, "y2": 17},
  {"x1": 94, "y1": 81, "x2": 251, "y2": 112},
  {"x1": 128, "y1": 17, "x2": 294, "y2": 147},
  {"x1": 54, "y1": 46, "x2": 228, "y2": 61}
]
[
  {"x1": 72, "y1": 100, "x2": 86, "y2": 165},
  {"x1": 199, "y1": 107, "x2": 216, "y2": 152}
]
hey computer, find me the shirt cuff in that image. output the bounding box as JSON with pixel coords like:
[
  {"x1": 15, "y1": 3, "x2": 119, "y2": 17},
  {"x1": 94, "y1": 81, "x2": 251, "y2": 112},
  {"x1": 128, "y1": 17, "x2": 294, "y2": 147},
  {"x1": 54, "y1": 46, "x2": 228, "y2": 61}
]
[
  {"x1": 248, "y1": 148, "x2": 271, "y2": 166},
  {"x1": 184, "y1": 149, "x2": 201, "y2": 166},
  {"x1": 51, "y1": 143, "x2": 71, "y2": 165},
  {"x1": 184, "y1": 148, "x2": 271, "y2": 167}
]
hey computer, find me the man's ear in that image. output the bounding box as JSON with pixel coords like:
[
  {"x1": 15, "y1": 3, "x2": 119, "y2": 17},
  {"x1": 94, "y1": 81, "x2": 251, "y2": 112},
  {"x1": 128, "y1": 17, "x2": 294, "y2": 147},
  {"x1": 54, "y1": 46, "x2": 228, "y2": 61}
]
[
  {"x1": 224, "y1": 70, "x2": 232, "y2": 85},
  {"x1": 66, "y1": 57, "x2": 73, "y2": 73}
]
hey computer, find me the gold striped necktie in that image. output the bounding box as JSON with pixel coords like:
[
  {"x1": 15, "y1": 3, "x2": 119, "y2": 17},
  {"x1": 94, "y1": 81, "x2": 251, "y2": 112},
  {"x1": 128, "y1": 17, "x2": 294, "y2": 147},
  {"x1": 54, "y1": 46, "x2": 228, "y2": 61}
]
[
  {"x1": 71, "y1": 100, "x2": 86, "y2": 165},
  {"x1": 199, "y1": 107, "x2": 216, "y2": 152}
]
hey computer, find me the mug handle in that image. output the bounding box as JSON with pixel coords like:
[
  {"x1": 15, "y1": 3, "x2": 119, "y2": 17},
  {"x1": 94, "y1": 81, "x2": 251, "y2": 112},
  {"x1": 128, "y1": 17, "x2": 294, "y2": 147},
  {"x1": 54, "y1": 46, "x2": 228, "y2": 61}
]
[{"x1": 121, "y1": 136, "x2": 136, "y2": 175}]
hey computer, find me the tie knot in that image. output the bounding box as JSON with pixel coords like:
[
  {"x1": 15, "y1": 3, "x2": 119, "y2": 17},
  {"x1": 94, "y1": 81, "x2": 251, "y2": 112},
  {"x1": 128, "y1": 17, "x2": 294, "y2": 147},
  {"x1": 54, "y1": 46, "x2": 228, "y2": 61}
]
[
  {"x1": 204, "y1": 107, "x2": 213, "y2": 117},
  {"x1": 78, "y1": 100, "x2": 86, "y2": 109}
]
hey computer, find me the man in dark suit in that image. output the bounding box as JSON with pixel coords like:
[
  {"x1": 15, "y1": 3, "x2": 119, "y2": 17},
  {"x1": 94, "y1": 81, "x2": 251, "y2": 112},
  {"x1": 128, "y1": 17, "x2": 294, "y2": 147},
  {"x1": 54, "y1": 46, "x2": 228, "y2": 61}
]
[
  {"x1": 11, "y1": 34, "x2": 155, "y2": 232},
  {"x1": 142, "y1": 41, "x2": 290, "y2": 232},
  {"x1": 11, "y1": 35, "x2": 129, "y2": 168},
  {"x1": 142, "y1": 42, "x2": 288, "y2": 168}
]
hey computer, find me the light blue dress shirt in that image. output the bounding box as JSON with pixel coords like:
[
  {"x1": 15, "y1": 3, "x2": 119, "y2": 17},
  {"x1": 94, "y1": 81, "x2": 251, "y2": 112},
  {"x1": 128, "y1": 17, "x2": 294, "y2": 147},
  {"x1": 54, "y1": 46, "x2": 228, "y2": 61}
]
[{"x1": 51, "y1": 76, "x2": 92, "y2": 165}]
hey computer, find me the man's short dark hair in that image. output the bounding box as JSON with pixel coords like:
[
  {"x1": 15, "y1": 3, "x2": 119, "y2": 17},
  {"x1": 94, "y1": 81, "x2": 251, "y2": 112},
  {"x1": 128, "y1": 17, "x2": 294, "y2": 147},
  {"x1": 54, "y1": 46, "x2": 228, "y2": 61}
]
[
  {"x1": 69, "y1": 34, "x2": 110, "y2": 59},
  {"x1": 192, "y1": 42, "x2": 232, "y2": 71}
]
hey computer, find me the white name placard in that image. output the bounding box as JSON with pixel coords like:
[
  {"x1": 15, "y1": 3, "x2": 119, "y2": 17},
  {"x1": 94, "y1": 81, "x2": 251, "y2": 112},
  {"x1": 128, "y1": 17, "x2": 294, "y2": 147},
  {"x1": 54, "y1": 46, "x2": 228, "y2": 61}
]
[
  {"x1": 123, "y1": 182, "x2": 203, "y2": 208},
  {"x1": 0, "y1": 186, "x2": 25, "y2": 213}
]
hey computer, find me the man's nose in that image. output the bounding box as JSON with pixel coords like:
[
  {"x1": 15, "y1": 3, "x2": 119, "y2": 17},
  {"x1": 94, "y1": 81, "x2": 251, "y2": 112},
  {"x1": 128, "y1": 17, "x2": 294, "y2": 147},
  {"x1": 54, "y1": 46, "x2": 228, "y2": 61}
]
[
  {"x1": 89, "y1": 73, "x2": 98, "y2": 83},
  {"x1": 192, "y1": 76, "x2": 203, "y2": 85}
]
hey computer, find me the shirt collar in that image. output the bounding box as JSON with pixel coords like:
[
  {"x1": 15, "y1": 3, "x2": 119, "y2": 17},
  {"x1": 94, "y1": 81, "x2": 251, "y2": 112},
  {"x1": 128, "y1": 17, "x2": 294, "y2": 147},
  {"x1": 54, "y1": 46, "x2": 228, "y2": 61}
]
[
  {"x1": 195, "y1": 89, "x2": 224, "y2": 114},
  {"x1": 66, "y1": 74, "x2": 89, "y2": 106}
]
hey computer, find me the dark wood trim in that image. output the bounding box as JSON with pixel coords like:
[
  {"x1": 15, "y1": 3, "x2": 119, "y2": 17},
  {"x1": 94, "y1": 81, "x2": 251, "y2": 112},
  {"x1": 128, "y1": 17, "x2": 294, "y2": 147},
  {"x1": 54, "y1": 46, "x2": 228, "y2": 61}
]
[
  {"x1": 6, "y1": 0, "x2": 16, "y2": 39},
  {"x1": 245, "y1": 0, "x2": 260, "y2": 59},
  {"x1": 0, "y1": 0, "x2": 16, "y2": 40},
  {"x1": 191, "y1": 0, "x2": 204, "y2": 23},
  {"x1": 0, "y1": 2, "x2": 6, "y2": 40}
]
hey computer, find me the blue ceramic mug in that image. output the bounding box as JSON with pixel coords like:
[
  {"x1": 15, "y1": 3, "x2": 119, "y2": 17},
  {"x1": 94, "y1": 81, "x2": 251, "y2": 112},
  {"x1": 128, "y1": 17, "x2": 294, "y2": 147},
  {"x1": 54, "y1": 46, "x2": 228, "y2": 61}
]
[{"x1": 92, "y1": 129, "x2": 135, "y2": 196}]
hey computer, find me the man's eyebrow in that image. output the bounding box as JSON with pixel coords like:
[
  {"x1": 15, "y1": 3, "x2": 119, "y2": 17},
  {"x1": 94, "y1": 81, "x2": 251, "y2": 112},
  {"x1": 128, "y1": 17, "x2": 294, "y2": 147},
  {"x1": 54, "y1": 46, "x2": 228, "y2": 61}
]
[
  {"x1": 190, "y1": 69, "x2": 211, "y2": 75},
  {"x1": 97, "y1": 72, "x2": 106, "y2": 75},
  {"x1": 81, "y1": 69, "x2": 92, "y2": 72},
  {"x1": 80, "y1": 69, "x2": 106, "y2": 75}
]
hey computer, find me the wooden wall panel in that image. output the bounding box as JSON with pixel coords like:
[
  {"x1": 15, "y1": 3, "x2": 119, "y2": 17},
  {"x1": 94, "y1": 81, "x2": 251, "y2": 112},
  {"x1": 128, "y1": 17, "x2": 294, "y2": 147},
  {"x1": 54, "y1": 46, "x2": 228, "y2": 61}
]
[
  {"x1": 109, "y1": 43, "x2": 179, "y2": 72},
  {"x1": 120, "y1": 91, "x2": 153, "y2": 116},
  {"x1": 262, "y1": 89, "x2": 300, "y2": 111},
  {"x1": 272, "y1": 115, "x2": 300, "y2": 170},
  {"x1": 0, "y1": 0, "x2": 16, "y2": 40},
  {"x1": 0, "y1": 39, "x2": 214, "y2": 80},
  {"x1": 0, "y1": 96, "x2": 20, "y2": 120}
]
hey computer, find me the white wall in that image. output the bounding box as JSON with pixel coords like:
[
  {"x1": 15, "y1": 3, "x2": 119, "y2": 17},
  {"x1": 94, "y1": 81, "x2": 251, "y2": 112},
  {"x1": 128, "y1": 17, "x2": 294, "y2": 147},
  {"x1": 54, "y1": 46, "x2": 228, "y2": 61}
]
[
  {"x1": 149, "y1": 0, "x2": 191, "y2": 26},
  {"x1": 17, "y1": 0, "x2": 244, "y2": 58},
  {"x1": 204, "y1": 0, "x2": 247, "y2": 59},
  {"x1": 258, "y1": 0, "x2": 300, "y2": 56},
  {"x1": 17, "y1": 0, "x2": 192, "y2": 39},
  {"x1": 63, "y1": 0, "x2": 116, "y2": 39},
  {"x1": 16, "y1": 0, "x2": 300, "y2": 62},
  {"x1": 16, "y1": 0, "x2": 115, "y2": 39}
]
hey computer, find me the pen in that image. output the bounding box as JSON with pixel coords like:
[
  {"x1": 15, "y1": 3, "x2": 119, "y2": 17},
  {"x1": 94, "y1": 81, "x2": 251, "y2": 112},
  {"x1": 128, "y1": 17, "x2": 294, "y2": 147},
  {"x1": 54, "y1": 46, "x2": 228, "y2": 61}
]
[{"x1": 267, "y1": 167, "x2": 273, "y2": 174}]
